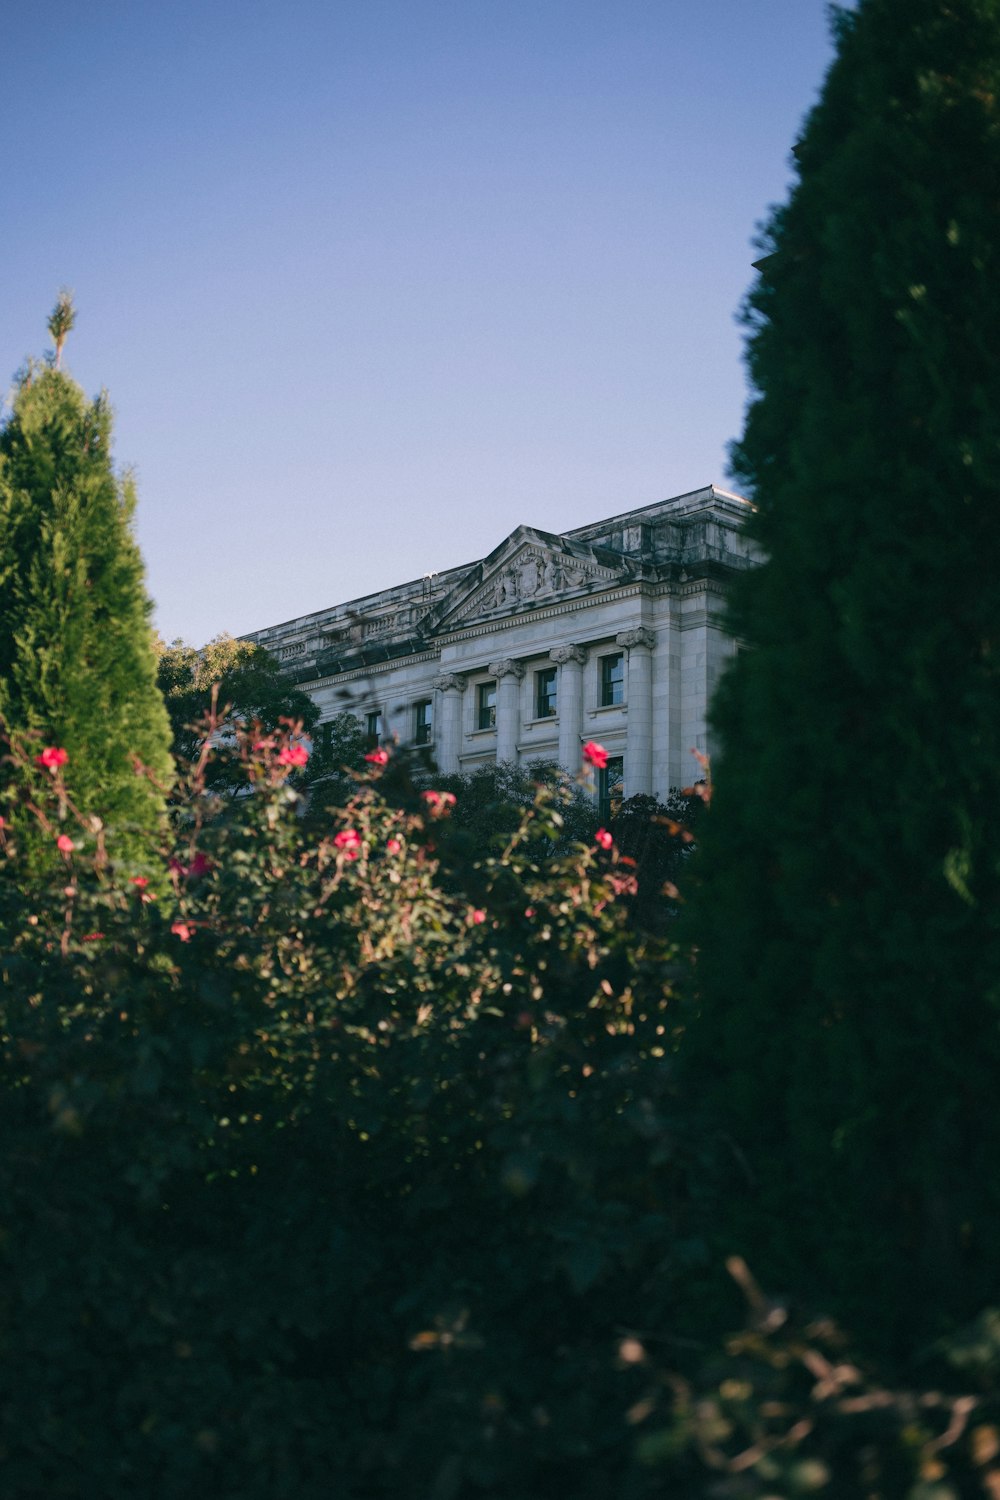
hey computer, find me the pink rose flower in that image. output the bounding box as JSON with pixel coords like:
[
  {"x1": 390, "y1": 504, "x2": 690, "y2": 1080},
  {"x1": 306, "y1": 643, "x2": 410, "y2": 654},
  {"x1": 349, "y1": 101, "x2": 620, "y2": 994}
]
[
  {"x1": 365, "y1": 748, "x2": 390, "y2": 766},
  {"x1": 334, "y1": 828, "x2": 361, "y2": 850},
  {"x1": 130, "y1": 876, "x2": 149, "y2": 889},
  {"x1": 277, "y1": 744, "x2": 309, "y2": 767},
  {"x1": 37, "y1": 746, "x2": 69, "y2": 770},
  {"x1": 171, "y1": 921, "x2": 193, "y2": 942},
  {"x1": 595, "y1": 828, "x2": 614, "y2": 850},
  {"x1": 56, "y1": 834, "x2": 75, "y2": 853},
  {"x1": 421, "y1": 790, "x2": 456, "y2": 816},
  {"x1": 386, "y1": 837, "x2": 402, "y2": 854},
  {"x1": 469, "y1": 908, "x2": 486, "y2": 925},
  {"x1": 582, "y1": 741, "x2": 608, "y2": 770}
]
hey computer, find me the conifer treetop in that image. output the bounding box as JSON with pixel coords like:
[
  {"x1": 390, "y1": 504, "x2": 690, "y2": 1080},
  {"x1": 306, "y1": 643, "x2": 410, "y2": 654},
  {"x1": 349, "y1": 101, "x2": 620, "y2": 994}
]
[{"x1": 46, "y1": 289, "x2": 76, "y2": 370}]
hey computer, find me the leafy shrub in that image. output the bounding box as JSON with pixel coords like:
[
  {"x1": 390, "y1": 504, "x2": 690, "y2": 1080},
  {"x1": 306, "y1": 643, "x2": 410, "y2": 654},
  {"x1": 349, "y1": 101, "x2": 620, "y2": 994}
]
[
  {"x1": 0, "y1": 726, "x2": 708, "y2": 1499},
  {"x1": 637, "y1": 1261, "x2": 1000, "y2": 1499}
]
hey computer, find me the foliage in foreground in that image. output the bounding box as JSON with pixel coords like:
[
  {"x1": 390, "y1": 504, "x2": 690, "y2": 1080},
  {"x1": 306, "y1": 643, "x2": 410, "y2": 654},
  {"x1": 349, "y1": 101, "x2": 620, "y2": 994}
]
[
  {"x1": 684, "y1": 0, "x2": 1000, "y2": 1347},
  {"x1": 4, "y1": 729, "x2": 1000, "y2": 1497},
  {"x1": 0, "y1": 729, "x2": 705, "y2": 1499}
]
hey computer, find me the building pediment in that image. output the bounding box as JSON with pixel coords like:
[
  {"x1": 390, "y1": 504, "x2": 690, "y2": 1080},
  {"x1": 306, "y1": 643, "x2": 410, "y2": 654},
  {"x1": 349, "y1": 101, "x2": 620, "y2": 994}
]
[{"x1": 419, "y1": 525, "x2": 632, "y2": 636}]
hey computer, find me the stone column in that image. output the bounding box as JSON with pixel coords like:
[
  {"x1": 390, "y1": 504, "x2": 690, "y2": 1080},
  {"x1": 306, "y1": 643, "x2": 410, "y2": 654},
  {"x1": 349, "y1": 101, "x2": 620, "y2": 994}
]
[
  {"x1": 616, "y1": 628, "x2": 655, "y2": 797},
  {"x1": 551, "y1": 644, "x2": 587, "y2": 773},
  {"x1": 432, "y1": 672, "x2": 466, "y2": 774},
  {"x1": 489, "y1": 658, "x2": 524, "y2": 764}
]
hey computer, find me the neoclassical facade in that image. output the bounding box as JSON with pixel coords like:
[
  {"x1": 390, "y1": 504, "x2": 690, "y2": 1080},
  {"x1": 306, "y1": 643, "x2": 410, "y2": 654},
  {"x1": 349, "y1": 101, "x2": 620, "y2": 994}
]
[{"x1": 248, "y1": 485, "x2": 758, "y2": 808}]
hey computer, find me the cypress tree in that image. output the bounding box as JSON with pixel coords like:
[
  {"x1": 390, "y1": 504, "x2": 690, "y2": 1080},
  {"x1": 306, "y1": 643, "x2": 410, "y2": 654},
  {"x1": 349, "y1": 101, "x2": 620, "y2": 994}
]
[
  {"x1": 0, "y1": 302, "x2": 173, "y2": 859},
  {"x1": 685, "y1": 0, "x2": 1000, "y2": 1344}
]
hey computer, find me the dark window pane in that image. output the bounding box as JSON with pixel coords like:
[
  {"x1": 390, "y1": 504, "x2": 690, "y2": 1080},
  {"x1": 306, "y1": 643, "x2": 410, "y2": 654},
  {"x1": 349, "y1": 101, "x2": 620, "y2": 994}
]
[
  {"x1": 414, "y1": 700, "x2": 433, "y2": 745},
  {"x1": 536, "y1": 667, "x2": 557, "y2": 718},
  {"x1": 477, "y1": 682, "x2": 497, "y2": 730},
  {"x1": 600, "y1": 653, "x2": 624, "y2": 707}
]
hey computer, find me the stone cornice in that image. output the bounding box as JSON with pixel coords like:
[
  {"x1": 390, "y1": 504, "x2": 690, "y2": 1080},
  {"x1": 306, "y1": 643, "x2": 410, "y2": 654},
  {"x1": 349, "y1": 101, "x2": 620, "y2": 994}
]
[{"x1": 294, "y1": 649, "x2": 441, "y2": 692}]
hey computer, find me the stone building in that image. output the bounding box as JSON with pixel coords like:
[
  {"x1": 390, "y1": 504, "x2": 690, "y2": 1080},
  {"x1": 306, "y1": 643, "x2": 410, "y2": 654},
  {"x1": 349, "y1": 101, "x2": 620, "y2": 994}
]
[{"x1": 248, "y1": 485, "x2": 757, "y2": 814}]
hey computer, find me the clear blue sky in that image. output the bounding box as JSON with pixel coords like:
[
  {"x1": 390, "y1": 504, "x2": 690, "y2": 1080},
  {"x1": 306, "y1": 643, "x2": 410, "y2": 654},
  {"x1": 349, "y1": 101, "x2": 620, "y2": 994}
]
[{"x1": 2, "y1": 0, "x2": 836, "y2": 646}]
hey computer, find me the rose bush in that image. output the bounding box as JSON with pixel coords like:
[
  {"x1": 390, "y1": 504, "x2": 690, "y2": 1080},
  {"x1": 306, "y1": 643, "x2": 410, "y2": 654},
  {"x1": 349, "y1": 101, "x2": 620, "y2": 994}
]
[{"x1": 0, "y1": 722, "x2": 710, "y2": 1499}]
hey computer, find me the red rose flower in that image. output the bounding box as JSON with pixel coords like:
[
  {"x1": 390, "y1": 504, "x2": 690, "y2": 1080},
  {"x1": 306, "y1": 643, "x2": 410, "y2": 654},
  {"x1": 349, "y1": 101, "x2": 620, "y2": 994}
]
[
  {"x1": 595, "y1": 828, "x2": 614, "y2": 850},
  {"x1": 365, "y1": 748, "x2": 390, "y2": 766},
  {"x1": 582, "y1": 741, "x2": 608, "y2": 769},
  {"x1": 37, "y1": 746, "x2": 69, "y2": 770},
  {"x1": 277, "y1": 744, "x2": 309, "y2": 767},
  {"x1": 56, "y1": 833, "x2": 75, "y2": 853}
]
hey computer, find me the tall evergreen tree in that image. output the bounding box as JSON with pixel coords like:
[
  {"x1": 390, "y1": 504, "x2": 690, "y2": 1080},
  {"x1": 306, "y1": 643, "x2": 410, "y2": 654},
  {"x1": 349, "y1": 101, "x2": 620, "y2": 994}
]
[
  {"x1": 684, "y1": 0, "x2": 1000, "y2": 1345},
  {"x1": 0, "y1": 305, "x2": 173, "y2": 859}
]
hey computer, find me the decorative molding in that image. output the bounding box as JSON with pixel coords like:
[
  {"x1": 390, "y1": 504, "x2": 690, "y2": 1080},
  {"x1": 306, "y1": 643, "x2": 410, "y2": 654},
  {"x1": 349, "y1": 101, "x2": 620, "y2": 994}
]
[
  {"x1": 442, "y1": 544, "x2": 625, "y2": 632},
  {"x1": 616, "y1": 627, "x2": 655, "y2": 651},
  {"x1": 433, "y1": 584, "x2": 644, "y2": 645},
  {"x1": 550, "y1": 644, "x2": 587, "y2": 667},
  {"x1": 489, "y1": 658, "x2": 525, "y2": 680},
  {"x1": 433, "y1": 672, "x2": 467, "y2": 694}
]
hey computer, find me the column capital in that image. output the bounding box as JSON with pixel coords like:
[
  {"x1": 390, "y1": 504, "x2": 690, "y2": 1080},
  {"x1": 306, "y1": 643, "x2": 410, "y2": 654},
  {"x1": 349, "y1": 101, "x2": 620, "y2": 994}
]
[
  {"x1": 550, "y1": 643, "x2": 587, "y2": 667},
  {"x1": 432, "y1": 672, "x2": 467, "y2": 694},
  {"x1": 489, "y1": 658, "x2": 525, "y2": 680},
  {"x1": 616, "y1": 627, "x2": 655, "y2": 652}
]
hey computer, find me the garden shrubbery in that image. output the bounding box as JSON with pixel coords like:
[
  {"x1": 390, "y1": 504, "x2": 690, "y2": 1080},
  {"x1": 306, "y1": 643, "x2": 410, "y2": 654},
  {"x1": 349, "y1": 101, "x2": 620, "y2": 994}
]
[
  {"x1": 0, "y1": 726, "x2": 718, "y2": 1499},
  {"x1": 3, "y1": 727, "x2": 999, "y2": 1498},
  {"x1": 6, "y1": 1, "x2": 1000, "y2": 1490}
]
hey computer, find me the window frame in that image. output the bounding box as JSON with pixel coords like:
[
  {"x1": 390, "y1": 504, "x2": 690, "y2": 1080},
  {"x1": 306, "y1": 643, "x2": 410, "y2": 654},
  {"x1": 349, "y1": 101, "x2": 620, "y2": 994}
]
[
  {"x1": 413, "y1": 699, "x2": 433, "y2": 746},
  {"x1": 599, "y1": 652, "x2": 625, "y2": 707},
  {"x1": 365, "y1": 709, "x2": 384, "y2": 748},
  {"x1": 476, "y1": 681, "x2": 497, "y2": 731},
  {"x1": 535, "y1": 666, "x2": 558, "y2": 719}
]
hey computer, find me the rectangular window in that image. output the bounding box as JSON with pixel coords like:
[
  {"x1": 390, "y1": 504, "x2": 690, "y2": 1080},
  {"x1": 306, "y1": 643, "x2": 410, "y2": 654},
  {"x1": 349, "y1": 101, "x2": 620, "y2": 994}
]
[
  {"x1": 600, "y1": 652, "x2": 624, "y2": 707},
  {"x1": 598, "y1": 756, "x2": 624, "y2": 823},
  {"x1": 535, "y1": 666, "x2": 558, "y2": 719},
  {"x1": 365, "y1": 710, "x2": 384, "y2": 747},
  {"x1": 414, "y1": 699, "x2": 433, "y2": 746},
  {"x1": 477, "y1": 681, "x2": 497, "y2": 730}
]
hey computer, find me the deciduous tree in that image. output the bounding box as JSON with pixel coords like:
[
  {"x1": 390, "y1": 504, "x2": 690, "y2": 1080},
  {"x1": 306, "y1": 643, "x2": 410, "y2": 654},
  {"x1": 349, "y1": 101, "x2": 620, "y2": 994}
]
[{"x1": 156, "y1": 633, "x2": 321, "y2": 796}]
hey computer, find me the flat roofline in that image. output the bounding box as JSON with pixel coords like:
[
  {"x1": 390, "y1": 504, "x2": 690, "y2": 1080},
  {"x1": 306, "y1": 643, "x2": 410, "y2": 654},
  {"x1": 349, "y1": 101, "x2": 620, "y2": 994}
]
[{"x1": 566, "y1": 483, "x2": 750, "y2": 540}]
